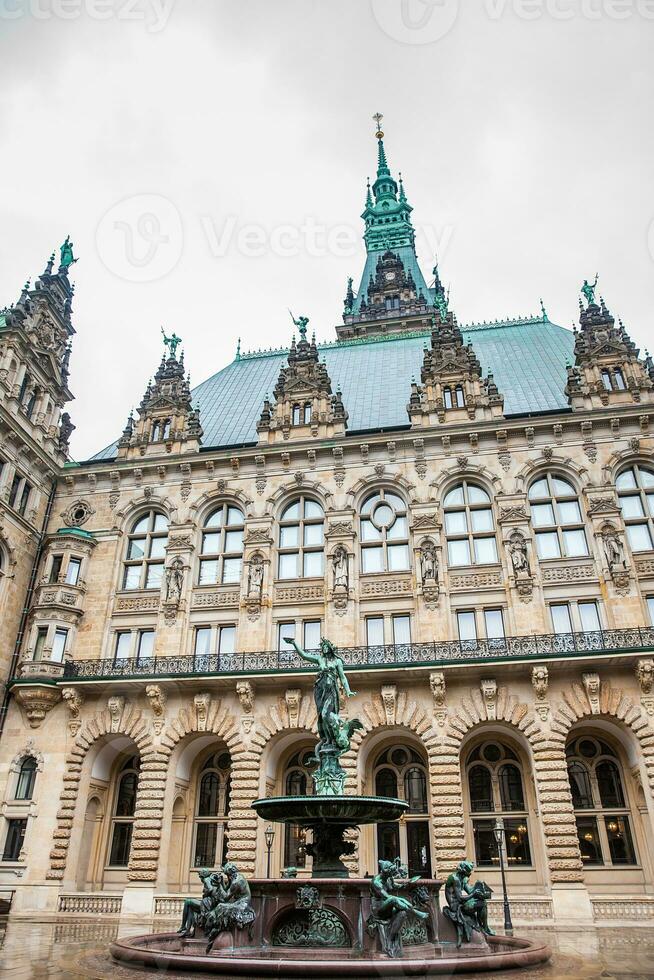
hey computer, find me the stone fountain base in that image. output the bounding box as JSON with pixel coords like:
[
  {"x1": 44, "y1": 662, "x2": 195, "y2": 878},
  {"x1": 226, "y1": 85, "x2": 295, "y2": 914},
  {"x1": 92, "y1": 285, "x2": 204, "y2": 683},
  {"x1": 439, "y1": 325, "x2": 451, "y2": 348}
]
[{"x1": 110, "y1": 878, "x2": 552, "y2": 977}]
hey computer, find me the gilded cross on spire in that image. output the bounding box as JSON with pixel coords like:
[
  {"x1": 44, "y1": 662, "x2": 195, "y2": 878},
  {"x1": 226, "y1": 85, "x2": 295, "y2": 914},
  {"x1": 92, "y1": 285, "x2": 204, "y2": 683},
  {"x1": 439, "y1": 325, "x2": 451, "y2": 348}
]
[{"x1": 373, "y1": 112, "x2": 384, "y2": 139}]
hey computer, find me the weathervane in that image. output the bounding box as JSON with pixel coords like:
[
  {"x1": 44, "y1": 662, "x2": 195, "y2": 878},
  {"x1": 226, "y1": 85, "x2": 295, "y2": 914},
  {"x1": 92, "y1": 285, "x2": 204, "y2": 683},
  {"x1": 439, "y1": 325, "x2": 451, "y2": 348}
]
[{"x1": 373, "y1": 112, "x2": 384, "y2": 139}]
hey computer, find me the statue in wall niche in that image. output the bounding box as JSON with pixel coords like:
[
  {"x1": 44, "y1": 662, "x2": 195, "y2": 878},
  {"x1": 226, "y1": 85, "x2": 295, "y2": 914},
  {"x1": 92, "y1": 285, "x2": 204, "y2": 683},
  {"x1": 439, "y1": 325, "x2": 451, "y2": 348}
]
[
  {"x1": 247, "y1": 554, "x2": 264, "y2": 596},
  {"x1": 164, "y1": 556, "x2": 184, "y2": 604},
  {"x1": 603, "y1": 527, "x2": 627, "y2": 571},
  {"x1": 443, "y1": 861, "x2": 494, "y2": 948},
  {"x1": 367, "y1": 859, "x2": 430, "y2": 958},
  {"x1": 420, "y1": 541, "x2": 438, "y2": 584},
  {"x1": 178, "y1": 863, "x2": 255, "y2": 953},
  {"x1": 283, "y1": 635, "x2": 362, "y2": 795},
  {"x1": 332, "y1": 546, "x2": 348, "y2": 591},
  {"x1": 508, "y1": 533, "x2": 530, "y2": 576}
]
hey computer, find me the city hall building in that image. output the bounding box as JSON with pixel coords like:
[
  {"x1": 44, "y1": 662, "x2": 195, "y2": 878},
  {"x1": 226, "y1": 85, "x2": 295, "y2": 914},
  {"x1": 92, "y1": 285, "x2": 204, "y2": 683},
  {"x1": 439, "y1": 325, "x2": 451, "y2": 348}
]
[{"x1": 0, "y1": 126, "x2": 654, "y2": 925}]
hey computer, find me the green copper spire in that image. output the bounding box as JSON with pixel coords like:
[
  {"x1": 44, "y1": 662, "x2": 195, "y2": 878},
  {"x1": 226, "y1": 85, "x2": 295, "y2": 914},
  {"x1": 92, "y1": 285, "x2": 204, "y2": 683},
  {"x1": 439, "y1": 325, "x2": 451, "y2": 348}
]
[{"x1": 349, "y1": 114, "x2": 432, "y2": 318}]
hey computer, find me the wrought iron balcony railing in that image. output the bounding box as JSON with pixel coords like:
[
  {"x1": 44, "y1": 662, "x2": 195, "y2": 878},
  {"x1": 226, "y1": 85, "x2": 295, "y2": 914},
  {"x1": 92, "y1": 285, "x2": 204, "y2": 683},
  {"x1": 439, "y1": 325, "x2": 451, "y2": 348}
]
[{"x1": 61, "y1": 627, "x2": 654, "y2": 681}]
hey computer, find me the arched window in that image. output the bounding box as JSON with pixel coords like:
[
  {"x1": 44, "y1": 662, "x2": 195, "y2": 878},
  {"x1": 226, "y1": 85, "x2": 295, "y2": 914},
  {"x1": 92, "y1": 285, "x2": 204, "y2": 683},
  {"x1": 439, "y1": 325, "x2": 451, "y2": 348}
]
[
  {"x1": 529, "y1": 473, "x2": 588, "y2": 560},
  {"x1": 15, "y1": 757, "x2": 37, "y2": 801},
  {"x1": 283, "y1": 749, "x2": 316, "y2": 870},
  {"x1": 616, "y1": 465, "x2": 654, "y2": 553},
  {"x1": 465, "y1": 741, "x2": 531, "y2": 868},
  {"x1": 444, "y1": 482, "x2": 497, "y2": 567},
  {"x1": 360, "y1": 490, "x2": 409, "y2": 573},
  {"x1": 122, "y1": 511, "x2": 168, "y2": 590},
  {"x1": 193, "y1": 751, "x2": 231, "y2": 868},
  {"x1": 278, "y1": 497, "x2": 324, "y2": 579},
  {"x1": 198, "y1": 504, "x2": 244, "y2": 585},
  {"x1": 373, "y1": 746, "x2": 431, "y2": 877},
  {"x1": 108, "y1": 755, "x2": 140, "y2": 867},
  {"x1": 566, "y1": 735, "x2": 637, "y2": 866}
]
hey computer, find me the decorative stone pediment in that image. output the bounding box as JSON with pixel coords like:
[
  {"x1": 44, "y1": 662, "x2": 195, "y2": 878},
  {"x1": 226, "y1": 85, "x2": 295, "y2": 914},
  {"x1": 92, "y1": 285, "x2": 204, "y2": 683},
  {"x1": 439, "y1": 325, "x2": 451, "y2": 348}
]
[{"x1": 13, "y1": 684, "x2": 61, "y2": 728}]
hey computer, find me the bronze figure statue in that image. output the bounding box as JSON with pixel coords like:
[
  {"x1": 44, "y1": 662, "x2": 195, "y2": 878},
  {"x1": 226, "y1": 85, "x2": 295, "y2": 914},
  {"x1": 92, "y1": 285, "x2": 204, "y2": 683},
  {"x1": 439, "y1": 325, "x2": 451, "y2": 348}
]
[
  {"x1": 367, "y1": 859, "x2": 430, "y2": 958},
  {"x1": 443, "y1": 860, "x2": 494, "y2": 947},
  {"x1": 177, "y1": 863, "x2": 255, "y2": 953}
]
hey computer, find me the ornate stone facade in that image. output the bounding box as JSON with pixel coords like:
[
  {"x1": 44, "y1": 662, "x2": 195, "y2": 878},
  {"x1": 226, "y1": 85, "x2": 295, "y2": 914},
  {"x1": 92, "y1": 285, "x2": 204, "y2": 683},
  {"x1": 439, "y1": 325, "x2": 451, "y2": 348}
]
[{"x1": 0, "y1": 135, "x2": 654, "y2": 926}]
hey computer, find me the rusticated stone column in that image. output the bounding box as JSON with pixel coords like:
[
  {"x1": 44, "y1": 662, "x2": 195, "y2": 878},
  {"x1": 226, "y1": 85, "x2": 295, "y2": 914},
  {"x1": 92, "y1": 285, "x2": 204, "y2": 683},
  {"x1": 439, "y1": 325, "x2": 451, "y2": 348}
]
[
  {"x1": 429, "y1": 736, "x2": 466, "y2": 874},
  {"x1": 127, "y1": 750, "x2": 169, "y2": 881},
  {"x1": 531, "y1": 739, "x2": 584, "y2": 883},
  {"x1": 225, "y1": 750, "x2": 261, "y2": 875}
]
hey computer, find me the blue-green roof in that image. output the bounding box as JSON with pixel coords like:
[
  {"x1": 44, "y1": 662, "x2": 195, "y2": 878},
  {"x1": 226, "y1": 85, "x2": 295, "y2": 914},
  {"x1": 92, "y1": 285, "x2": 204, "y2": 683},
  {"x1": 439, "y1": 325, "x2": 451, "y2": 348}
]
[
  {"x1": 353, "y1": 245, "x2": 434, "y2": 314},
  {"x1": 90, "y1": 316, "x2": 574, "y2": 462}
]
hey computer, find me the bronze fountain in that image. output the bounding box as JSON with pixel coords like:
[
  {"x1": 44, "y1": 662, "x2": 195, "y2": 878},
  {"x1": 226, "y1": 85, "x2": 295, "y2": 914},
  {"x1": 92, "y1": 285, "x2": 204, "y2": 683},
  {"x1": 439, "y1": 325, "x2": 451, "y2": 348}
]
[{"x1": 110, "y1": 636, "x2": 551, "y2": 975}]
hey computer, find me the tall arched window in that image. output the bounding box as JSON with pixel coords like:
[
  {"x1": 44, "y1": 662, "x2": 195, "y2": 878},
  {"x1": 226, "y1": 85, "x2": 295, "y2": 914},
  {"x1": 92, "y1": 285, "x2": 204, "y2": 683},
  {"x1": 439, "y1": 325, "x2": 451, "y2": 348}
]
[
  {"x1": 193, "y1": 751, "x2": 231, "y2": 868},
  {"x1": 616, "y1": 465, "x2": 654, "y2": 553},
  {"x1": 528, "y1": 474, "x2": 588, "y2": 560},
  {"x1": 444, "y1": 482, "x2": 497, "y2": 567},
  {"x1": 122, "y1": 511, "x2": 168, "y2": 590},
  {"x1": 465, "y1": 741, "x2": 531, "y2": 868},
  {"x1": 15, "y1": 757, "x2": 37, "y2": 801},
  {"x1": 278, "y1": 497, "x2": 324, "y2": 579},
  {"x1": 566, "y1": 735, "x2": 637, "y2": 866},
  {"x1": 108, "y1": 755, "x2": 140, "y2": 867},
  {"x1": 198, "y1": 504, "x2": 244, "y2": 585},
  {"x1": 283, "y1": 749, "x2": 315, "y2": 869},
  {"x1": 374, "y1": 746, "x2": 431, "y2": 877},
  {"x1": 292, "y1": 403, "x2": 311, "y2": 426},
  {"x1": 360, "y1": 490, "x2": 409, "y2": 573}
]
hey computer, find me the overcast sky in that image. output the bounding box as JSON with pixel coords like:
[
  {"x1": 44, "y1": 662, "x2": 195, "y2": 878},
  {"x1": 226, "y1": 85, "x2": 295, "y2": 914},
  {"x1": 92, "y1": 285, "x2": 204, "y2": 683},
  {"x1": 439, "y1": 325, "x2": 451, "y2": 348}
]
[{"x1": 1, "y1": 0, "x2": 653, "y2": 460}]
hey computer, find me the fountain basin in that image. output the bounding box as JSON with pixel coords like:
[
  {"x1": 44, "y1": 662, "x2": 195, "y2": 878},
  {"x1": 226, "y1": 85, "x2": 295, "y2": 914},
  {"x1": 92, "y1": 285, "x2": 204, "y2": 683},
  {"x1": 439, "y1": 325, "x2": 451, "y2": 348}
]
[{"x1": 252, "y1": 794, "x2": 408, "y2": 825}]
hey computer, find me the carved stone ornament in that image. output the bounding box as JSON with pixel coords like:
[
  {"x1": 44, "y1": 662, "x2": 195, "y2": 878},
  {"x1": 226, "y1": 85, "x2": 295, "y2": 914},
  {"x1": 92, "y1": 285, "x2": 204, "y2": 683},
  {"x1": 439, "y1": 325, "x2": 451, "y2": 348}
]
[
  {"x1": 285, "y1": 689, "x2": 301, "y2": 728},
  {"x1": 636, "y1": 659, "x2": 654, "y2": 715},
  {"x1": 194, "y1": 692, "x2": 211, "y2": 731},
  {"x1": 145, "y1": 684, "x2": 167, "y2": 718},
  {"x1": 429, "y1": 671, "x2": 447, "y2": 726},
  {"x1": 600, "y1": 523, "x2": 630, "y2": 592},
  {"x1": 331, "y1": 546, "x2": 349, "y2": 615},
  {"x1": 13, "y1": 685, "x2": 61, "y2": 729},
  {"x1": 245, "y1": 552, "x2": 265, "y2": 621},
  {"x1": 480, "y1": 679, "x2": 497, "y2": 720},
  {"x1": 582, "y1": 672, "x2": 601, "y2": 714},
  {"x1": 531, "y1": 665, "x2": 548, "y2": 699},
  {"x1": 108, "y1": 695, "x2": 125, "y2": 732},
  {"x1": 163, "y1": 556, "x2": 185, "y2": 620},
  {"x1": 236, "y1": 680, "x2": 255, "y2": 714},
  {"x1": 61, "y1": 499, "x2": 95, "y2": 528},
  {"x1": 61, "y1": 686, "x2": 83, "y2": 719},
  {"x1": 381, "y1": 685, "x2": 397, "y2": 726},
  {"x1": 499, "y1": 505, "x2": 527, "y2": 523}
]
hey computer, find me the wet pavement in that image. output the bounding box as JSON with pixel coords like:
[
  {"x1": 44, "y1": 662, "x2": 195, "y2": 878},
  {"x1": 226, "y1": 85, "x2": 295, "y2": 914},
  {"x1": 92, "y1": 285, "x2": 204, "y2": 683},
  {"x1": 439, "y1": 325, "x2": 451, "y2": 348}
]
[{"x1": 0, "y1": 919, "x2": 652, "y2": 978}]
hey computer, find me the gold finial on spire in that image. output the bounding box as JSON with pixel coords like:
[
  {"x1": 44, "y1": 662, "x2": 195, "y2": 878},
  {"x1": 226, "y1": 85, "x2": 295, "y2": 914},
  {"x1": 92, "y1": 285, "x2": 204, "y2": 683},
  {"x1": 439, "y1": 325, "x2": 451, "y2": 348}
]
[{"x1": 373, "y1": 112, "x2": 384, "y2": 140}]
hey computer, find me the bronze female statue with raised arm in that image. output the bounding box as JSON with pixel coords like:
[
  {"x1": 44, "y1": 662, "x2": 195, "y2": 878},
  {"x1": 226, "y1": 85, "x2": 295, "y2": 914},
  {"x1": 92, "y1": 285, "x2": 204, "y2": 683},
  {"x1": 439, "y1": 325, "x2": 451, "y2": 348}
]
[{"x1": 284, "y1": 636, "x2": 362, "y2": 795}]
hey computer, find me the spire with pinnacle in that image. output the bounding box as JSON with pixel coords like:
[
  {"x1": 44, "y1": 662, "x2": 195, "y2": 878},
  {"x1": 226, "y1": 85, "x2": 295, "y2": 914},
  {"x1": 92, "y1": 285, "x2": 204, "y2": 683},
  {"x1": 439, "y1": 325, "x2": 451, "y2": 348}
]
[
  {"x1": 565, "y1": 277, "x2": 654, "y2": 410},
  {"x1": 116, "y1": 331, "x2": 202, "y2": 458},
  {"x1": 339, "y1": 114, "x2": 434, "y2": 339},
  {"x1": 257, "y1": 313, "x2": 347, "y2": 444}
]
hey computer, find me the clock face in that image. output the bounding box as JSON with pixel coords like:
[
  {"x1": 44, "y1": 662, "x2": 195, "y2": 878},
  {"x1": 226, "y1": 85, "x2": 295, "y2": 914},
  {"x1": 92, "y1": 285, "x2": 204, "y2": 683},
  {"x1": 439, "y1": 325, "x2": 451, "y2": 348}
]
[{"x1": 385, "y1": 272, "x2": 395, "y2": 282}]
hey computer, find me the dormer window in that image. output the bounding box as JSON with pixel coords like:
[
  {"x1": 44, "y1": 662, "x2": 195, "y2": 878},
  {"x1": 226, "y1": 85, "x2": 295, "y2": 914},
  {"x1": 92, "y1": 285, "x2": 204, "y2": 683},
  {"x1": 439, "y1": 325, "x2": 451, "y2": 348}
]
[
  {"x1": 385, "y1": 296, "x2": 400, "y2": 311},
  {"x1": 151, "y1": 419, "x2": 172, "y2": 442},
  {"x1": 602, "y1": 368, "x2": 627, "y2": 392},
  {"x1": 443, "y1": 386, "x2": 465, "y2": 410}
]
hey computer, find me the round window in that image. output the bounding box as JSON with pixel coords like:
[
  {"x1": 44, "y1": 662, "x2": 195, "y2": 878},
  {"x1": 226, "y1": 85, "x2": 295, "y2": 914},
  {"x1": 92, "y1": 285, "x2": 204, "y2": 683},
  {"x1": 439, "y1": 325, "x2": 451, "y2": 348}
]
[
  {"x1": 371, "y1": 502, "x2": 395, "y2": 531},
  {"x1": 482, "y1": 743, "x2": 502, "y2": 763},
  {"x1": 579, "y1": 739, "x2": 597, "y2": 759},
  {"x1": 216, "y1": 753, "x2": 231, "y2": 771},
  {"x1": 390, "y1": 748, "x2": 409, "y2": 767}
]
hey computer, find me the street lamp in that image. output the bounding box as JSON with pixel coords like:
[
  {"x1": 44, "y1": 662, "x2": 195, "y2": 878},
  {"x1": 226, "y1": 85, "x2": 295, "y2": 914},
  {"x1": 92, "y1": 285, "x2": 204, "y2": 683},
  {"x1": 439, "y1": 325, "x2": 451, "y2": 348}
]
[
  {"x1": 493, "y1": 817, "x2": 513, "y2": 936},
  {"x1": 264, "y1": 825, "x2": 275, "y2": 879}
]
